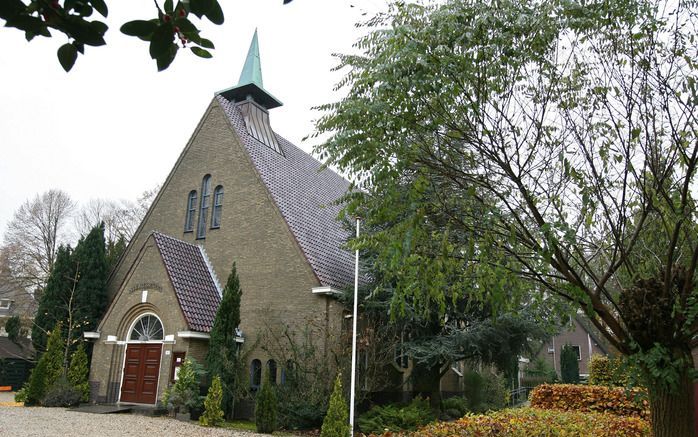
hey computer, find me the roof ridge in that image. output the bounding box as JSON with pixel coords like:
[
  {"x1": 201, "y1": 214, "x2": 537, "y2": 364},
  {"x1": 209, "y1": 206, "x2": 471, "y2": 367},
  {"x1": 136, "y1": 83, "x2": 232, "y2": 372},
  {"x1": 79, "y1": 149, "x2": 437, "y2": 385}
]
[{"x1": 198, "y1": 244, "x2": 223, "y2": 298}]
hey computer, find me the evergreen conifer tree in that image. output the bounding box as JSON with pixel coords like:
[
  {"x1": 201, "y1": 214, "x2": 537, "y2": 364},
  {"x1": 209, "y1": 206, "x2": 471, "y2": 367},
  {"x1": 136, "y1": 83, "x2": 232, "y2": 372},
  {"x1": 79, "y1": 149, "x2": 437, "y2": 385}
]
[
  {"x1": 320, "y1": 374, "x2": 350, "y2": 437},
  {"x1": 255, "y1": 369, "x2": 278, "y2": 434},
  {"x1": 32, "y1": 245, "x2": 74, "y2": 352},
  {"x1": 206, "y1": 262, "x2": 243, "y2": 419},
  {"x1": 26, "y1": 322, "x2": 65, "y2": 405},
  {"x1": 200, "y1": 375, "x2": 225, "y2": 427},
  {"x1": 25, "y1": 356, "x2": 48, "y2": 406},
  {"x1": 68, "y1": 342, "x2": 90, "y2": 402},
  {"x1": 72, "y1": 224, "x2": 109, "y2": 345},
  {"x1": 44, "y1": 321, "x2": 66, "y2": 385},
  {"x1": 560, "y1": 344, "x2": 580, "y2": 384},
  {"x1": 106, "y1": 235, "x2": 127, "y2": 270}
]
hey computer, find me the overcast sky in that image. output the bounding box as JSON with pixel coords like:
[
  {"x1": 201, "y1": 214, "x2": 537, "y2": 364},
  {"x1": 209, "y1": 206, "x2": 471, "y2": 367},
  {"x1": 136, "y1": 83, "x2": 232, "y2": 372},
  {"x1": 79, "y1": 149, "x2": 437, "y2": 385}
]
[{"x1": 0, "y1": 0, "x2": 382, "y2": 241}]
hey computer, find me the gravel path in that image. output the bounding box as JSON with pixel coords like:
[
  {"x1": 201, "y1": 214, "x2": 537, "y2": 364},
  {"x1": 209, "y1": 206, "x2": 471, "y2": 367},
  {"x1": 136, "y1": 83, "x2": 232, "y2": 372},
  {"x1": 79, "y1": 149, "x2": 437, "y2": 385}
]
[{"x1": 0, "y1": 406, "x2": 263, "y2": 437}]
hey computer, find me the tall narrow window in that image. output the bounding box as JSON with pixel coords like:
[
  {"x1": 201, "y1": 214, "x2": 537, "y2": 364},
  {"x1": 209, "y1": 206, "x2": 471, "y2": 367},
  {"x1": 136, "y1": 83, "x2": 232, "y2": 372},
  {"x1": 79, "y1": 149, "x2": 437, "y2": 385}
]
[
  {"x1": 184, "y1": 191, "x2": 197, "y2": 232},
  {"x1": 267, "y1": 360, "x2": 277, "y2": 385},
  {"x1": 197, "y1": 175, "x2": 212, "y2": 239},
  {"x1": 211, "y1": 185, "x2": 224, "y2": 228},
  {"x1": 251, "y1": 359, "x2": 262, "y2": 389}
]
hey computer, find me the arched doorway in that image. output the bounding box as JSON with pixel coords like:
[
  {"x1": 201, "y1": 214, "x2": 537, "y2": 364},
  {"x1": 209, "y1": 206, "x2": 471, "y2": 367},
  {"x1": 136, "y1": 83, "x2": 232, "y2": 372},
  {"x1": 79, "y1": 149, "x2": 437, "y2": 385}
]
[{"x1": 120, "y1": 313, "x2": 164, "y2": 404}]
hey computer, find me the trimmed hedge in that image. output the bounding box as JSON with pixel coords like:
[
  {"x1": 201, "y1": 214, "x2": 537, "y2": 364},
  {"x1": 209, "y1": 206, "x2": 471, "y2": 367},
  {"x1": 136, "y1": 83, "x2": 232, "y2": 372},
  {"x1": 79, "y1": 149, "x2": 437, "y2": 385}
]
[
  {"x1": 381, "y1": 408, "x2": 650, "y2": 437},
  {"x1": 529, "y1": 383, "x2": 649, "y2": 418},
  {"x1": 588, "y1": 354, "x2": 635, "y2": 387}
]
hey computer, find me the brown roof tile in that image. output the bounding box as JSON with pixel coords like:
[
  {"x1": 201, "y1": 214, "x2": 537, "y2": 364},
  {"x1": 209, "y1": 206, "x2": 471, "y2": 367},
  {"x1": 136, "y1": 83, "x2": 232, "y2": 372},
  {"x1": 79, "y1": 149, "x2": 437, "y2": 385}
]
[{"x1": 153, "y1": 232, "x2": 221, "y2": 332}]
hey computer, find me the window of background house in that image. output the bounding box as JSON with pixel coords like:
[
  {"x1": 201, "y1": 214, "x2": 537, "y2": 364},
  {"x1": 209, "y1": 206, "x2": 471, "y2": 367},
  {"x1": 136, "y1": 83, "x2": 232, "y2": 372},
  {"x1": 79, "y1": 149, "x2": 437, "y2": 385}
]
[
  {"x1": 251, "y1": 359, "x2": 262, "y2": 389},
  {"x1": 0, "y1": 299, "x2": 10, "y2": 310},
  {"x1": 184, "y1": 191, "x2": 197, "y2": 232},
  {"x1": 211, "y1": 185, "x2": 223, "y2": 228},
  {"x1": 572, "y1": 345, "x2": 581, "y2": 361},
  {"x1": 197, "y1": 175, "x2": 212, "y2": 239}
]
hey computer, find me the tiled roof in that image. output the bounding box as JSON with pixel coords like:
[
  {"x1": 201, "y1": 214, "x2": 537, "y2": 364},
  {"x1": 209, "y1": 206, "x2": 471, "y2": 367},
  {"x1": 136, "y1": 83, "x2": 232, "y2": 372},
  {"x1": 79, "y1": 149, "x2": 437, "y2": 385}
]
[
  {"x1": 153, "y1": 232, "x2": 221, "y2": 332},
  {"x1": 0, "y1": 336, "x2": 33, "y2": 360},
  {"x1": 217, "y1": 96, "x2": 356, "y2": 290}
]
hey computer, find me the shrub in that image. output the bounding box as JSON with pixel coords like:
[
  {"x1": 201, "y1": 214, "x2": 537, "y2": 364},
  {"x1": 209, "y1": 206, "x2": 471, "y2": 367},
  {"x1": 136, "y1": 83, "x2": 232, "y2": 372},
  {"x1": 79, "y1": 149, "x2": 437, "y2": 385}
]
[
  {"x1": 441, "y1": 397, "x2": 468, "y2": 419},
  {"x1": 199, "y1": 375, "x2": 225, "y2": 427},
  {"x1": 164, "y1": 357, "x2": 205, "y2": 414},
  {"x1": 529, "y1": 383, "x2": 649, "y2": 418},
  {"x1": 42, "y1": 377, "x2": 82, "y2": 407},
  {"x1": 357, "y1": 397, "x2": 435, "y2": 434},
  {"x1": 521, "y1": 358, "x2": 557, "y2": 388},
  {"x1": 320, "y1": 374, "x2": 350, "y2": 437},
  {"x1": 589, "y1": 354, "x2": 636, "y2": 387},
  {"x1": 462, "y1": 369, "x2": 507, "y2": 413},
  {"x1": 255, "y1": 370, "x2": 278, "y2": 434},
  {"x1": 14, "y1": 384, "x2": 28, "y2": 403},
  {"x1": 68, "y1": 343, "x2": 90, "y2": 402},
  {"x1": 560, "y1": 344, "x2": 580, "y2": 384},
  {"x1": 391, "y1": 407, "x2": 650, "y2": 437}
]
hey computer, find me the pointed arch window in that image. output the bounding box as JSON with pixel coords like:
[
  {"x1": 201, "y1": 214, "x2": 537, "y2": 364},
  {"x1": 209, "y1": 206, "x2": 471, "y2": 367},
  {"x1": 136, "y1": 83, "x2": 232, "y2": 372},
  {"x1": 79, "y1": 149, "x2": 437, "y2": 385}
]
[
  {"x1": 251, "y1": 359, "x2": 262, "y2": 389},
  {"x1": 197, "y1": 175, "x2": 212, "y2": 239},
  {"x1": 211, "y1": 185, "x2": 224, "y2": 229},
  {"x1": 184, "y1": 190, "x2": 197, "y2": 232}
]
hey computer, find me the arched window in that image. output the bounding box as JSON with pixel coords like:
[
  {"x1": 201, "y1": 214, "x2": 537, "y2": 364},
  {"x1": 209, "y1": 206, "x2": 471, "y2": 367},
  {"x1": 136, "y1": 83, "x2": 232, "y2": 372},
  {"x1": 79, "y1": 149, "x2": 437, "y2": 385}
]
[
  {"x1": 184, "y1": 190, "x2": 197, "y2": 232},
  {"x1": 250, "y1": 359, "x2": 262, "y2": 389},
  {"x1": 197, "y1": 175, "x2": 212, "y2": 239},
  {"x1": 129, "y1": 314, "x2": 164, "y2": 341},
  {"x1": 267, "y1": 359, "x2": 277, "y2": 385},
  {"x1": 211, "y1": 185, "x2": 223, "y2": 229},
  {"x1": 281, "y1": 360, "x2": 294, "y2": 385}
]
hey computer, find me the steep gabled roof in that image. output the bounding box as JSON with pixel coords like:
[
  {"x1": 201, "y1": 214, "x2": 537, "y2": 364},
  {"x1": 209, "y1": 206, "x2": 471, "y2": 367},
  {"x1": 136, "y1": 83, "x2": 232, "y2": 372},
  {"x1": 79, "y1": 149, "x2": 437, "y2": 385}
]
[
  {"x1": 216, "y1": 96, "x2": 356, "y2": 290},
  {"x1": 153, "y1": 232, "x2": 221, "y2": 332}
]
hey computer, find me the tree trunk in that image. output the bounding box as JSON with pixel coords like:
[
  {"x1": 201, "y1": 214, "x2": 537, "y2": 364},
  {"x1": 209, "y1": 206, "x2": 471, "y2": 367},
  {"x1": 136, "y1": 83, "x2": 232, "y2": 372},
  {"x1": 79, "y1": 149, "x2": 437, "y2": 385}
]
[
  {"x1": 648, "y1": 367, "x2": 695, "y2": 437},
  {"x1": 412, "y1": 363, "x2": 442, "y2": 409}
]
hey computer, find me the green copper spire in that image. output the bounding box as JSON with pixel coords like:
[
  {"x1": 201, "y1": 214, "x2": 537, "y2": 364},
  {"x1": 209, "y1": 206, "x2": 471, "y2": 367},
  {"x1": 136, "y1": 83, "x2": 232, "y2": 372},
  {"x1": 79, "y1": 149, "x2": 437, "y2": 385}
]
[
  {"x1": 217, "y1": 30, "x2": 283, "y2": 110},
  {"x1": 238, "y1": 29, "x2": 263, "y2": 88}
]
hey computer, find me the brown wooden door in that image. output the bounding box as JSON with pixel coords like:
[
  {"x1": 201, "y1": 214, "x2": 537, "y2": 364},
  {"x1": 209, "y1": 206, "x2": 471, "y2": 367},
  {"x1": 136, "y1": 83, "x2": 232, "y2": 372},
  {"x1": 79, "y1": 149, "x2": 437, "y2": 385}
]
[{"x1": 120, "y1": 344, "x2": 162, "y2": 404}]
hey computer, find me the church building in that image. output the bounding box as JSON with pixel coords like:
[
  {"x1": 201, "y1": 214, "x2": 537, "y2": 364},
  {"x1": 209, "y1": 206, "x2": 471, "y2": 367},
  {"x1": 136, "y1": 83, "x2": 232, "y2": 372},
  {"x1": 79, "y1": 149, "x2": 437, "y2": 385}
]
[{"x1": 87, "y1": 31, "x2": 355, "y2": 405}]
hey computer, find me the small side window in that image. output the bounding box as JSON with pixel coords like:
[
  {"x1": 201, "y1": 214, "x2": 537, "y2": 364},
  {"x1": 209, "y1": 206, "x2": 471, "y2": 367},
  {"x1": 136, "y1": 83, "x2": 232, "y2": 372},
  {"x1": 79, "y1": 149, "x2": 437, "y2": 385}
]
[{"x1": 267, "y1": 359, "x2": 277, "y2": 385}]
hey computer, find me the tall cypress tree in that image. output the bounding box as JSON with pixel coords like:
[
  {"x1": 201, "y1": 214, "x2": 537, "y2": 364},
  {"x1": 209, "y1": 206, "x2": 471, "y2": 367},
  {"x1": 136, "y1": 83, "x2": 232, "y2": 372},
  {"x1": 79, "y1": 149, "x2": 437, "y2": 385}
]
[
  {"x1": 206, "y1": 262, "x2": 243, "y2": 419},
  {"x1": 72, "y1": 224, "x2": 109, "y2": 352},
  {"x1": 560, "y1": 344, "x2": 580, "y2": 384},
  {"x1": 32, "y1": 245, "x2": 74, "y2": 353}
]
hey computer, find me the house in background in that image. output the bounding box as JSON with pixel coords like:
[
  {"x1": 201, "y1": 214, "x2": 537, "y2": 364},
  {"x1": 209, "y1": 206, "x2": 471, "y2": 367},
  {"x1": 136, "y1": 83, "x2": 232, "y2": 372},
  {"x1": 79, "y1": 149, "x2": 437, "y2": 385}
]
[
  {"x1": 0, "y1": 281, "x2": 36, "y2": 339},
  {"x1": 86, "y1": 31, "x2": 355, "y2": 407},
  {"x1": 537, "y1": 316, "x2": 609, "y2": 378}
]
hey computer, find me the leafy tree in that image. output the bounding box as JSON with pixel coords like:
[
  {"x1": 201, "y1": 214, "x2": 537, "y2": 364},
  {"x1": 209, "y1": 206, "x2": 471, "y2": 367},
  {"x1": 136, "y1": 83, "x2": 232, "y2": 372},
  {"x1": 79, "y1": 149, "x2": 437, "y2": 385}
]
[
  {"x1": 68, "y1": 342, "x2": 90, "y2": 402},
  {"x1": 199, "y1": 375, "x2": 225, "y2": 427},
  {"x1": 315, "y1": 1, "x2": 698, "y2": 435},
  {"x1": 1, "y1": 190, "x2": 75, "y2": 294},
  {"x1": 255, "y1": 369, "x2": 278, "y2": 434},
  {"x1": 320, "y1": 374, "x2": 350, "y2": 437},
  {"x1": 32, "y1": 245, "x2": 73, "y2": 353},
  {"x1": 560, "y1": 344, "x2": 580, "y2": 384},
  {"x1": 206, "y1": 262, "x2": 243, "y2": 419},
  {"x1": 0, "y1": 0, "x2": 294, "y2": 72},
  {"x1": 5, "y1": 316, "x2": 21, "y2": 344}
]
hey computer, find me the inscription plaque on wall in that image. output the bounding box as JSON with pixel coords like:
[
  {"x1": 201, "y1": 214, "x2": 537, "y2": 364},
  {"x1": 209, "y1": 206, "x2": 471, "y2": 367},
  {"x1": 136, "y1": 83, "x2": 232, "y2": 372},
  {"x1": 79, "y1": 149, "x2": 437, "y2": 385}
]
[{"x1": 128, "y1": 283, "x2": 163, "y2": 294}]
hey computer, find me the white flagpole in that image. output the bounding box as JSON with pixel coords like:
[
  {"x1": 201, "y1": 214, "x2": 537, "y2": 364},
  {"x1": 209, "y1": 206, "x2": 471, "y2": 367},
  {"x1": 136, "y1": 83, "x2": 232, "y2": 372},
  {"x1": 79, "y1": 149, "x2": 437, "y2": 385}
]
[{"x1": 349, "y1": 217, "x2": 360, "y2": 436}]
